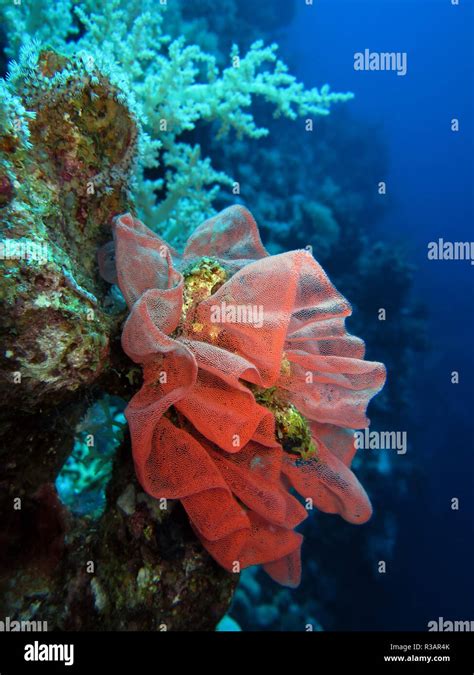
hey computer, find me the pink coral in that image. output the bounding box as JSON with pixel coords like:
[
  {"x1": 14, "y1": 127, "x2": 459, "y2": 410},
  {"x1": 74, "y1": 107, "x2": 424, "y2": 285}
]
[{"x1": 108, "y1": 205, "x2": 386, "y2": 587}]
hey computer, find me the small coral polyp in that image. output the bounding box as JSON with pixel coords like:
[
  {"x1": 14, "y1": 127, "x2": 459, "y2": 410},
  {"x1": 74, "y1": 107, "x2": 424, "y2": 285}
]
[
  {"x1": 108, "y1": 205, "x2": 386, "y2": 587},
  {"x1": 251, "y1": 385, "x2": 318, "y2": 462},
  {"x1": 180, "y1": 258, "x2": 228, "y2": 333}
]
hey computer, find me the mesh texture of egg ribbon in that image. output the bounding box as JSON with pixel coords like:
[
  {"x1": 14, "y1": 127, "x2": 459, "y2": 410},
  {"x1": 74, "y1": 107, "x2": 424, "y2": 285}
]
[{"x1": 105, "y1": 205, "x2": 386, "y2": 588}]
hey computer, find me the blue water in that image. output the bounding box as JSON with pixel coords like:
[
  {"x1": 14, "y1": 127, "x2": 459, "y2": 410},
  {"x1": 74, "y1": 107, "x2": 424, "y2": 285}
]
[{"x1": 280, "y1": 0, "x2": 474, "y2": 629}]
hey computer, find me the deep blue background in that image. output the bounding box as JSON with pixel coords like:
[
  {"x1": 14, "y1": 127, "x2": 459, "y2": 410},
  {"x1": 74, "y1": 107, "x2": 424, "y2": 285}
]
[{"x1": 280, "y1": 0, "x2": 473, "y2": 629}]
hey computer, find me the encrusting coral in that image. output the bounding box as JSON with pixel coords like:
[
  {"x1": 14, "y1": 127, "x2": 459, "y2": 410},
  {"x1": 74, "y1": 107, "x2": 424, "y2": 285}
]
[
  {"x1": 102, "y1": 205, "x2": 386, "y2": 588},
  {"x1": 0, "y1": 43, "x2": 141, "y2": 409}
]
